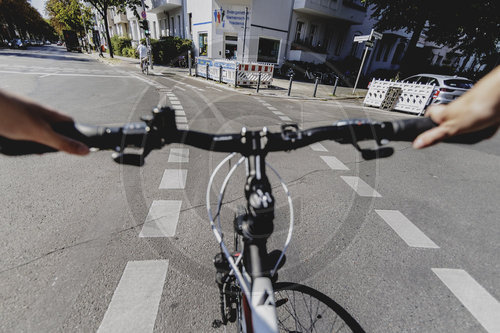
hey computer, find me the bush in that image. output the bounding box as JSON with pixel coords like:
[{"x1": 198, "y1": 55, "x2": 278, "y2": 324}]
[
  {"x1": 141, "y1": 36, "x2": 192, "y2": 65},
  {"x1": 110, "y1": 36, "x2": 132, "y2": 56},
  {"x1": 121, "y1": 47, "x2": 138, "y2": 59}
]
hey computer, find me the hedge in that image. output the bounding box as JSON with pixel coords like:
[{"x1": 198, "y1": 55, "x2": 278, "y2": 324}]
[
  {"x1": 140, "y1": 36, "x2": 192, "y2": 65},
  {"x1": 110, "y1": 36, "x2": 132, "y2": 56}
]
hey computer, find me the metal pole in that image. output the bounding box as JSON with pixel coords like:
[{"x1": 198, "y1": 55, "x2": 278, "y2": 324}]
[
  {"x1": 140, "y1": 0, "x2": 153, "y2": 70},
  {"x1": 313, "y1": 77, "x2": 319, "y2": 97},
  {"x1": 235, "y1": 68, "x2": 238, "y2": 87},
  {"x1": 242, "y1": 7, "x2": 248, "y2": 62},
  {"x1": 219, "y1": 65, "x2": 223, "y2": 83},
  {"x1": 195, "y1": 60, "x2": 198, "y2": 77},
  {"x1": 353, "y1": 46, "x2": 369, "y2": 94},
  {"x1": 188, "y1": 50, "x2": 192, "y2": 76},
  {"x1": 256, "y1": 72, "x2": 261, "y2": 93},
  {"x1": 206, "y1": 63, "x2": 209, "y2": 80},
  {"x1": 288, "y1": 75, "x2": 293, "y2": 96},
  {"x1": 332, "y1": 76, "x2": 339, "y2": 96}
]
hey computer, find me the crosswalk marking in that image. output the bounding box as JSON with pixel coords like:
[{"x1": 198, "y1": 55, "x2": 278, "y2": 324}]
[
  {"x1": 171, "y1": 105, "x2": 184, "y2": 110},
  {"x1": 310, "y1": 143, "x2": 328, "y2": 151},
  {"x1": 341, "y1": 176, "x2": 381, "y2": 197},
  {"x1": 140, "y1": 200, "x2": 182, "y2": 237},
  {"x1": 177, "y1": 124, "x2": 189, "y2": 130},
  {"x1": 279, "y1": 116, "x2": 292, "y2": 121},
  {"x1": 375, "y1": 210, "x2": 439, "y2": 248},
  {"x1": 97, "y1": 260, "x2": 169, "y2": 333},
  {"x1": 159, "y1": 169, "x2": 187, "y2": 189},
  {"x1": 320, "y1": 156, "x2": 349, "y2": 170},
  {"x1": 432, "y1": 268, "x2": 500, "y2": 333},
  {"x1": 168, "y1": 148, "x2": 189, "y2": 163},
  {"x1": 175, "y1": 110, "x2": 185, "y2": 116},
  {"x1": 176, "y1": 116, "x2": 188, "y2": 123}
]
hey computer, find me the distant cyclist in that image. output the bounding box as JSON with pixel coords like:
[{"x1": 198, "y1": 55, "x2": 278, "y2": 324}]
[{"x1": 137, "y1": 41, "x2": 148, "y2": 72}]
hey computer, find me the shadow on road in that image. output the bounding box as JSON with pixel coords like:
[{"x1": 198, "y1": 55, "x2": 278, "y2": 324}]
[{"x1": 0, "y1": 50, "x2": 91, "y2": 62}]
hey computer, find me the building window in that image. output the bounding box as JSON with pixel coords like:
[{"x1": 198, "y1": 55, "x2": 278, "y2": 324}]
[
  {"x1": 153, "y1": 21, "x2": 157, "y2": 39},
  {"x1": 258, "y1": 38, "x2": 280, "y2": 63},
  {"x1": 199, "y1": 32, "x2": 208, "y2": 56},
  {"x1": 295, "y1": 21, "x2": 304, "y2": 42},
  {"x1": 308, "y1": 25, "x2": 317, "y2": 46},
  {"x1": 391, "y1": 43, "x2": 406, "y2": 64},
  {"x1": 189, "y1": 13, "x2": 192, "y2": 36},
  {"x1": 171, "y1": 17, "x2": 175, "y2": 36},
  {"x1": 334, "y1": 30, "x2": 345, "y2": 56}
]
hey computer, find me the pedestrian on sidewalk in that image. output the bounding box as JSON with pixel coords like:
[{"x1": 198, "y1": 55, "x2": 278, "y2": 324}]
[{"x1": 99, "y1": 44, "x2": 105, "y2": 58}]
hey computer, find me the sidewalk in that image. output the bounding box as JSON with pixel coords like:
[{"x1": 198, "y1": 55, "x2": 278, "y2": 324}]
[{"x1": 88, "y1": 51, "x2": 367, "y2": 101}]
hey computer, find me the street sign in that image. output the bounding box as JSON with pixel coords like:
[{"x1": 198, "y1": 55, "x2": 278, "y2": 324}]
[
  {"x1": 365, "y1": 40, "x2": 374, "y2": 48},
  {"x1": 372, "y1": 30, "x2": 383, "y2": 40},
  {"x1": 354, "y1": 35, "x2": 370, "y2": 43},
  {"x1": 141, "y1": 10, "x2": 146, "y2": 19}
]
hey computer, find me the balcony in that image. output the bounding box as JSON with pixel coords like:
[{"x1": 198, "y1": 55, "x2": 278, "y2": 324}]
[
  {"x1": 113, "y1": 13, "x2": 128, "y2": 24},
  {"x1": 148, "y1": 0, "x2": 182, "y2": 14},
  {"x1": 293, "y1": 0, "x2": 365, "y2": 24}
]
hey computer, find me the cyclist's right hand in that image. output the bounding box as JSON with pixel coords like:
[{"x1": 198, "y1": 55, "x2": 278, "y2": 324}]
[
  {"x1": 414, "y1": 66, "x2": 500, "y2": 149},
  {"x1": 0, "y1": 91, "x2": 89, "y2": 155}
]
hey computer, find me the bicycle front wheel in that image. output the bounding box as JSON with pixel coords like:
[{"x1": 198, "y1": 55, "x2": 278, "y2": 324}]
[{"x1": 274, "y1": 282, "x2": 365, "y2": 333}]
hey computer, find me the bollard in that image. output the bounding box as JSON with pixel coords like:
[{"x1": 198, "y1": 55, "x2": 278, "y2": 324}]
[
  {"x1": 332, "y1": 75, "x2": 339, "y2": 96},
  {"x1": 219, "y1": 65, "x2": 223, "y2": 83},
  {"x1": 206, "y1": 63, "x2": 209, "y2": 80},
  {"x1": 313, "y1": 77, "x2": 319, "y2": 97},
  {"x1": 195, "y1": 61, "x2": 198, "y2": 77},
  {"x1": 256, "y1": 72, "x2": 262, "y2": 93},
  {"x1": 235, "y1": 68, "x2": 238, "y2": 87},
  {"x1": 288, "y1": 75, "x2": 293, "y2": 96},
  {"x1": 188, "y1": 50, "x2": 192, "y2": 76}
]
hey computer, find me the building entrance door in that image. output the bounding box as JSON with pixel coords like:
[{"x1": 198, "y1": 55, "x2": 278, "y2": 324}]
[{"x1": 225, "y1": 35, "x2": 238, "y2": 60}]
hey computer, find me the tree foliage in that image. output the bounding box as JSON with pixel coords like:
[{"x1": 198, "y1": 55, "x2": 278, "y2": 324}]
[
  {"x1": 86, "y1": 0, "x2": 142, "y2": 58},
  {"x1": 0, "y1": 0, "x2": 57, "y2": 40},
  {"x1": 363, "y1": 0, "x2": 500, "y2": 73},
  {"x1": 45, "y1": 0, "x2": 92, "y2": 36}
]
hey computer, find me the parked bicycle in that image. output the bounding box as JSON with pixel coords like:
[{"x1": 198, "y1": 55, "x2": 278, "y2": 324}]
[{"x1": 0, "y1": 108, "x2": 494, "y2": 332}]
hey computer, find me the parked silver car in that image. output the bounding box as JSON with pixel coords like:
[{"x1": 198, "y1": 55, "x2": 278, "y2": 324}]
[{"x1": 402, "y1": 74, "x2": 473, "y2": 105}]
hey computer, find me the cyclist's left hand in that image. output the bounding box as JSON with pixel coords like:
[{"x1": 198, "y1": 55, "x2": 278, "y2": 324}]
[{"x1": 0, "y1": 91, "x2": 89, "y2": 155}]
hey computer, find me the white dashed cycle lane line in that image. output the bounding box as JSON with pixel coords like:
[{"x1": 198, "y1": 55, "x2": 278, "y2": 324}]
[
  {"x1": 97, "y1": 260, "x2": 169, "y2": 333},
  {"x1": 432, "y1": 269, "x2": 500, "y2": 333}
]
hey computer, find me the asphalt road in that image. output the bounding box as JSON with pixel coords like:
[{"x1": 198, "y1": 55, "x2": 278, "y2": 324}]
[{"x1": 1, "y1": 45, "x2": 499, "y2": 333}]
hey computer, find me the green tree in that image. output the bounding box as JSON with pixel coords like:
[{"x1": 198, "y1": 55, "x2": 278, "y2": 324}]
[
  {"x1": 0, "y1": 0, "x2": 56, "y2": 41},
  {"x1": 363, "y1": 0, "x2": 500, "y2": 75},
  {"x1": 45, "y1": 0, "x2": 92, "y2": 37},
  {"x1": 86, "y1": 0, "x2": 142, "y2": 58}
]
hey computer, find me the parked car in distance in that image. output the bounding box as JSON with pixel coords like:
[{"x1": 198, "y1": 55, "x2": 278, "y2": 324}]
[
  {"x1": 401, "y1": 74, "x2": 473, "y2": 105},
  {"x1": 10, "y1": 39, "x2": 26, "y2": 49},
  {"x1": 56, "y1": 40, "x2": 63, "y2": 46},
  {"x1": 45, "y1": 40, "x2": 51, "y2": 45}
]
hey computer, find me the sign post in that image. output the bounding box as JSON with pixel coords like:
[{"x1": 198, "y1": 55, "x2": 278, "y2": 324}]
[
  {"x1": 352, "y1": 29, "x2": 382, "y2": 94},
  {"x1": 140, "y1": 0, "x2": 153, "y2": 70}
]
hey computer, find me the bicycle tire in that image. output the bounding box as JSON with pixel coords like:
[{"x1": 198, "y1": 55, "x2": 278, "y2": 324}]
[{"x1": 274, "y1": 282, "x2": 365, "y2": 333}]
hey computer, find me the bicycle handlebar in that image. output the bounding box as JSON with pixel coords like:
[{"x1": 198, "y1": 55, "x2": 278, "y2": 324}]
[{"x1": 0, "y1": 107, "x2": 496, "y2": 160}]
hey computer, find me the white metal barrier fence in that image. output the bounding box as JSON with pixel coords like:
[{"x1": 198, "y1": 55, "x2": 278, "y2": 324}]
[
  {"x1": 196, "y1": 57, "x2": 274, "y2": 86},
  {"x1": 364, "y1": 79, "x2": 435, "y2": 115}
]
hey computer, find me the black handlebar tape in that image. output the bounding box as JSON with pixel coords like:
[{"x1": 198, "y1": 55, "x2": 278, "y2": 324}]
[
  {"x1": 0, "y1": 122, "x2": 123, "y2": 156},
  {"x1": 389, "y1": 117, "x2": 498, "y2": 144}
]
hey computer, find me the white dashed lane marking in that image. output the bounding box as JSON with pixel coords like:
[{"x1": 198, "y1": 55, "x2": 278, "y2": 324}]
[
  {"x1": 432, "y1": 268, "x2": 500, "y2": 333},
  {"x1": 140, "y1": 200, "x2": 182, "y2": 238},
  {"x1": 272, "y1": 111, "x2": 284, "y2": 115},
  {"x1": 97, "y1": 260, "x2": 169, "y2": 333},
  {"x1": 375, "y1": 210, "x2": 439, "y2": 248},
  {"x1": 341, "y1": 176, "x2": 381, "y2": 197},
  {"x1": 168, "y1": 148, "x2": 189, "y2": 163},
  {"x1": 279, "y1": 116, "x2": 292, "y2": 122},
  {"x1": 310, "y1": 143, "x2": 328, "y2": 151},
  {"x1": 174, "y1": 86, "x2": 186, "y2": 91},
  {"x1": 159, "y1": 169, "x2": 187, "y2": 189},
  {"x1": 320, "y1": 156, "x2": 349, "y2": 170},
  {"x1": 262, "y1": 103, "x2": 271, "y2": 107},
  {"x1": 267, "y1": 106, "x2": 278, "y2": 111}
]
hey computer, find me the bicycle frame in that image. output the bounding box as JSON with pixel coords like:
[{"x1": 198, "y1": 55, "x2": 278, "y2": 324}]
[{"x1": 208, "y1": 149, "x2": 294, "y2": 332}]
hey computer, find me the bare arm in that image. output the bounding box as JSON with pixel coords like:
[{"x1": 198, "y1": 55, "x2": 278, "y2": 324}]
[
  {"x1": 413, "y1": 66, "x2": 500, "y2": 149},
  {"x1": 0, "y1": 91, "x2": 89, "y2": 155}
]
